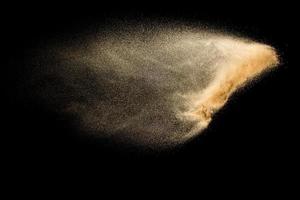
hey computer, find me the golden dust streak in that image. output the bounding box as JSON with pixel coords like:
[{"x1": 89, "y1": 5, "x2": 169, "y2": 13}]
[{"x1": 30, "y1": 23, "x2": 281, "y2": 147}]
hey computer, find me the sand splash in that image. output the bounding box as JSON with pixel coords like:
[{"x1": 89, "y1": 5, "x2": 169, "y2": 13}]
[{"x1": 26, "y1": 23, "x2": 279, "y2": 148}]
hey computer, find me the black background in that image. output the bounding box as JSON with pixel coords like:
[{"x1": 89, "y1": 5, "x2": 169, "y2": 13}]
[{"x1": 3, "y1": 0, "x2": 293, "y2": 184}]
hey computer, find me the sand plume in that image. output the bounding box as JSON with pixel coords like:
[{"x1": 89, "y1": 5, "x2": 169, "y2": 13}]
[{"x1": 24, "y1": 22, "x2": 279, "y2": 148}]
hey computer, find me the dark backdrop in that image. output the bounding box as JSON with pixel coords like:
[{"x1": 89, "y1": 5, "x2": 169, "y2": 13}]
[{"x1": 2, "y1": 0, "x2": 292, "y2": 182}]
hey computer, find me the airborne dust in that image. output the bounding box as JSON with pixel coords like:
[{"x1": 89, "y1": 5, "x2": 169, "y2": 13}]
[{"x1": 25, "y1": 22, "x2": 279, "y2": 148}]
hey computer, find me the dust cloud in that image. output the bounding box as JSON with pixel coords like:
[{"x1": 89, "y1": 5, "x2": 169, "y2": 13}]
[{"x1": 26, "y1": 22, "x2": 279, "y2": 148}]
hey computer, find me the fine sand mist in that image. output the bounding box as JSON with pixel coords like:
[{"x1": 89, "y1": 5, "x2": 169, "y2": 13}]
[{"x1": 25, "y1": 22, "x2": 279, "y2": 148}]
